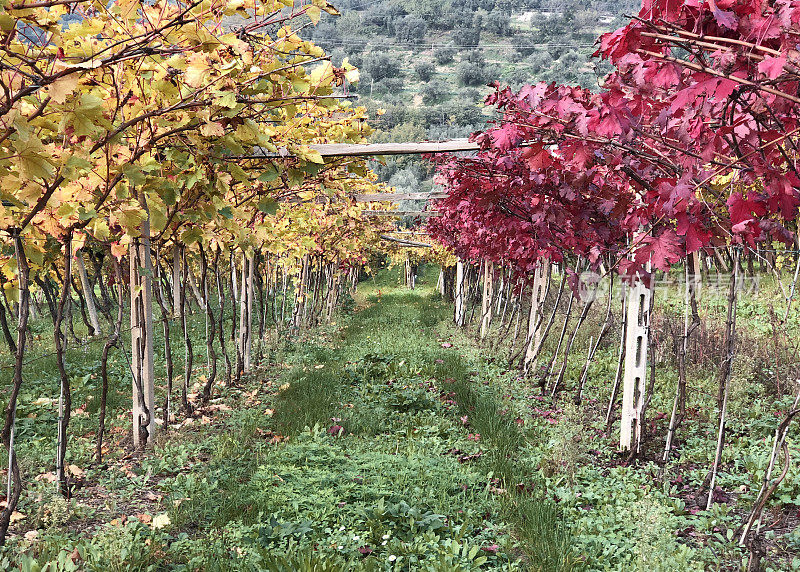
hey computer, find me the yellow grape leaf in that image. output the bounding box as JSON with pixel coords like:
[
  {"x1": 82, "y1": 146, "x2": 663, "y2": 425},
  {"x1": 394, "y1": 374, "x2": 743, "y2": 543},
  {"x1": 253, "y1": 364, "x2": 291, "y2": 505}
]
[
  {"x1": 343, "y1": 60, "x2": 360, "y2": 83},
  {"x1": 149, "y1": 205, "x2": 167, "y2": 233},
  {"x1": 111, "y1": 242, "x2": 127, "y2": 259},
  {"x1": 313, "y1": 0, "x2": 340, "y2": 15},
  {"x1": 90, "y1": 218, "x2": 110, "y2": 241},
  {"x1": 200, "y1": 121, "x2": 225, "y2": 137},
  {"x1": 305, "y1": 5, "x2": 321, "y2": 24},
  {"x1": 46, "y1": 74, "x2": 79, "y2": 104},
  {"x1": 62, "y1": 94, "x2": 105, "y2": 137},
  {"x1": 116, "y1": 208, "x2": 147, "y2": 234},
  {"x1": 23, "y1": 242, "x2": 44, "y2": 267},
  {"x1": 185, "y1": 54, "x2": 210, "y2": 87},
  {"x1": 291, "y1": 77, "x2": 310, "y2": 93},
  {"x1": 302, "y1": 148, "x2": 324, "y2": 164},
  {"x1": 12, "y1": 134, "x2": 54, "y2": 180}
]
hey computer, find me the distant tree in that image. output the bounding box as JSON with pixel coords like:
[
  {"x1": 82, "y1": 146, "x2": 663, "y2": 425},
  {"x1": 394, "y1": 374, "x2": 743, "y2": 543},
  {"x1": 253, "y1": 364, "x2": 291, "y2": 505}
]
[
  {"x1": 369, "y1": 103, "x2": 413, "y2": 131},
  {"x1": 465, "y1": 50, "x2": 485, "y2": 65},
  {"x1": 396, "y1": 15, "x2": 427, "y2": 43},
  {"x1": 336, "y1": 12, "x2": 364, "y2": 38},
  {"x1": 457, "y1": 61, "x2": 489, "y2": 86},
  {"x1": 512, "y1": 32, "x2": 538, "y2": 57},
  {"x1": 378, "y1": 77, "x2": 405, "y2": 94},
  {"x1": 453, "y1": 26, "x2": 480, "y2": 47},
  {"x1": 443, "y1": 97, "x2": 485, "y2": 125},
  {"x1": 311, "y1": 21, "x2": 341, "y2": 44},
  {"x1": 389, "y1": 168, "x2": 423, "y2": 193},
  {"x1": 364, "y1": 52, "x2": 402, "y2": 81},
  {"x1": 485, "y1": 11, "x2": 511, "y2": 36},
  {"x1": 506, "y1": 65, "x2": 533, "y2": 87},
  {"x1": 421, "y1": 80, "x2": 447, "y2": 104},
  {"x1": 434, "y1": 45, "x2": 457, "y2": 64},
  {"x1": 527, "y1": 51, "x2": 551, "y2": 74},
  {"x1": 414, "y1": 61, "x2": 436, "y2": 82},
  {"x1": 535, "y1": 13, "x2": 565, "y2": 42},
  {"x1": 427, "y1": 123, "x2": 485, "y2": 141},
  {"x1": 352, "y1": 69, "x2": 372, "y2": 94},
  {"x1": 346, "y1": 50, "x2": 364, "y2": 68},
  {"x1": 329, "y1": 48, "x2": 347, "y2": 67},
  {"x1": 363, "y1": 3, "x2": 407, "y2": 33},
  {"x1": 461, "y1": 87, "x2": 481, "y2": 102}
]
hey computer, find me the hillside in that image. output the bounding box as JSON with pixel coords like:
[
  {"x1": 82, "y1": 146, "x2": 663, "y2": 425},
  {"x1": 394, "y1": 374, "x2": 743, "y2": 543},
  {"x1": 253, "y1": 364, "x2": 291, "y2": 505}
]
[{"x1": 308, "y1": 0, "x2": 640, "y2": 199}]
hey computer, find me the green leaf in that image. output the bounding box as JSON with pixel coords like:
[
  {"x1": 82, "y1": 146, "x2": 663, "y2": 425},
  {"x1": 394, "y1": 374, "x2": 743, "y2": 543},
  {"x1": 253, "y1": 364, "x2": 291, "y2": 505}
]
[
  {"x1": 123, "y1": 165, "x2": 147, "y2": 186},
  {"x1": 228, "y1": 163, "x2": 249, "y2": 183},
  {"x1": 180, "y1": 227, "x2": 203, "y2": 245},
  {"x1": 257, "y1": 197, "x2": 279, "y2": 215},
  {"x1": 257, "y1": 165, "x2": 279, "y2": 183},
  {"x1": 288, "y1": 168, "x2": 304, "y2": 187}
]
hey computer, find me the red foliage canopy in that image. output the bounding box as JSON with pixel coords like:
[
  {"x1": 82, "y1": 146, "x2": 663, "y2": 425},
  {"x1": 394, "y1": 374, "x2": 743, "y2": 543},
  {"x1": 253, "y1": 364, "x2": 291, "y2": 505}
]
[{"x1": 428, "y1": 0, "x2": 800, "y2": 278}]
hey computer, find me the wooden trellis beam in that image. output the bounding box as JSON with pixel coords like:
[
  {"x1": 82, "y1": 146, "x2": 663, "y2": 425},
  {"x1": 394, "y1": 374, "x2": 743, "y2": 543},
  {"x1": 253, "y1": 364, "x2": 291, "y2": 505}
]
[
  {"x1": 238, "y1": 139, "x2": 480, "y2": 160},
  {"x1": 355, "y1": 192, "x2": 448, "y2": 202},
  {"x1": 363, "y1": 210, "x2": 440, "y2": 217},
  {"x1": 379, "y1": 235, "x2": 433, "y2": 248}
]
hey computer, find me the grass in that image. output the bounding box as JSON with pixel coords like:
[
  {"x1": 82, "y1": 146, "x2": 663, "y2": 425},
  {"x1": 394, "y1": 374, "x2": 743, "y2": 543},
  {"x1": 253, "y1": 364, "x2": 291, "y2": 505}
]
[
  {"x1": 3, "y1": 264, "x2": 582, "y2": 571},
  {"x1": 10, "y1": 260, "x2": 796, "y2": 570}
]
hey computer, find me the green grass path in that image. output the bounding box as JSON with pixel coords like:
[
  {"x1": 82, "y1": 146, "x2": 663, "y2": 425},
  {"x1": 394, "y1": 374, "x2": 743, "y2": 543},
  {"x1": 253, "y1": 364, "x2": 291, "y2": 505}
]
[{"x1": 12, "y1": 266, "x2": 578, "y2": 571}]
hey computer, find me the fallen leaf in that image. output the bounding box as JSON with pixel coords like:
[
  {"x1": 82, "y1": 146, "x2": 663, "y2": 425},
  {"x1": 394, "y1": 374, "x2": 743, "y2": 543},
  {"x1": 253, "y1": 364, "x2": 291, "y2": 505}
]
[
  {"x1": 151, "y1": 513, "x2": 170, "y2": 529},
  {"x1": 67, "y1": 464, "x2": 84, "y2": 477}
]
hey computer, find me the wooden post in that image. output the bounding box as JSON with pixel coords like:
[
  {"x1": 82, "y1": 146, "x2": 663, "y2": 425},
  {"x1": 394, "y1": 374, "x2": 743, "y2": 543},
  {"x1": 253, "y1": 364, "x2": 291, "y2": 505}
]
[
  {"x1": 454, "y1": 259, "x2": 465, "y2": 326},
  {"x1": 238, "y1": 252, "x2": 248, "y2": 373},
  {"x1": 245, "y1": 253, "x2": 254, "y2": 372},
  {"x1": 130, "y1": 205, "x2": 156, "y2": 448},
  {"x1": 231, "y1": 253, "x2": 239, "y2": 306},
  {"x1": 75, "y1": 249, "x2": 102, "y2": 336},
  {"x1": 291, "y1": 255, "x2": 309, "y2": 331},
  {"x1": 523, "y1": 260, "x2": 550, "y2": 372},
  {"x1": 480, "y1": 259, "x2": 494, "y2": 339},
  {"x1": 172, "y1": 243, "x2": 181, "y2": 318},
  {"x1": 619, "y1": 271, "x2": 652, "y2": 452}
]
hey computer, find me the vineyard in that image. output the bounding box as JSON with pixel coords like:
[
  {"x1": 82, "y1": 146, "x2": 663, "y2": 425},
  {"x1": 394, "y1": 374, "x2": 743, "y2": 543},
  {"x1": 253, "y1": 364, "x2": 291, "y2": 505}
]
[{"x1": 1, "y1": 0, "x2": 800, "y2": 570}]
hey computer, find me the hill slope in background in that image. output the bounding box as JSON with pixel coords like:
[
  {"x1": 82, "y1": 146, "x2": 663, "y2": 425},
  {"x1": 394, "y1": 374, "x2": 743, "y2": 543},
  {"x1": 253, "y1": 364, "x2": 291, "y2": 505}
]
[{"x1": 309, "y1": 0, "x2": 639, "y2": 204}]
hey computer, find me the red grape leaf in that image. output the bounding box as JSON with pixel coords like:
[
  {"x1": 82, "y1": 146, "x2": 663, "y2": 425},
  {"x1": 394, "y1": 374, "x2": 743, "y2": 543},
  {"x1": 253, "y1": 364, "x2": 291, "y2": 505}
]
[{"x1": 758, "y1": 56, "x2": 787, "y2": 80}]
